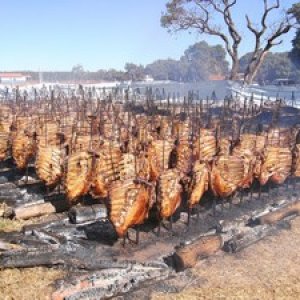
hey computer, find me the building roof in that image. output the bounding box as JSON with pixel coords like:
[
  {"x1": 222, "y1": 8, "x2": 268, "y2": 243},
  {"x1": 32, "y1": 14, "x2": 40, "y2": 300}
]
[{"x1": 0, "y1": 73, "x2": 27, "y2": 78}]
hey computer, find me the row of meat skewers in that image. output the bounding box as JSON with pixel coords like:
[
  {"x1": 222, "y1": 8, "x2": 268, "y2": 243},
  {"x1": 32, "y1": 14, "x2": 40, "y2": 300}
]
[{"x1": 0, "y1": 100, "x2": 299, "y2": 239}]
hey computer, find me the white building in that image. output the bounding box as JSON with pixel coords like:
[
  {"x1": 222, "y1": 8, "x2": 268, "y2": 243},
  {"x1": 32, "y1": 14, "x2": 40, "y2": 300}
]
[
  {"x1": 0, "y1": 73, "x2": 30, "y2": 85},
  {"x1": 144, "y1": 74, "x2": 154, "y2": 82}
]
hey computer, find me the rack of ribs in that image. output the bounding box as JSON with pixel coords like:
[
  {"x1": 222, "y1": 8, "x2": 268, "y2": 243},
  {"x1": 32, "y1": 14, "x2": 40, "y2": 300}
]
[
  {"x1": 148, "y1": 139, "x2": 174, "y2": 181},
  {"x1": 109, "y1": 180, "x2": 151, "y2": 237},
  {"x1": 35, "y1": 145, "x2": 63, "y2": 187},
  {"x1": 172, "y1": 141, "x2": 193, "y2": 176},
  {"x1": 91, "y1": 145, "x2": 122, "y2": 198},
  {"x1": 157, "y1": 169, "x2": 182, "y2": 220},
  {"x1": 259, "y1": 146, "x2": 292, "y2": 185},
  {"x1": 294, "y1": 144, "x2": 300, "y2": 177},
  {"x1": 188, "y1": 162, "x2": 209, "y2": 208},
  {"x1": 210, "y1": 155, "x2": 245, "y2": 198},
  {"x1": 0, "y1": 120, "x2": 11, "y2": 161},
  {"x1": 12, "y1": 133, "x2": 36, "y2": 169},
  {"x1": 193, "y1": 128, "x2": 217, "y2": 162},
  {"x1": 65, "y1": 151, "x2": 93, "y2": 202}
]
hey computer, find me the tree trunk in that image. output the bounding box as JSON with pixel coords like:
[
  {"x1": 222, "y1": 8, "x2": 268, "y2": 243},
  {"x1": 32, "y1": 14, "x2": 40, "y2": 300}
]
[
  {"x1": 229, "y1": 56, "x2": 240, "y2": 81},
  {"x1": 244, "y1": 51, "x2": 269, "y2": 85}
]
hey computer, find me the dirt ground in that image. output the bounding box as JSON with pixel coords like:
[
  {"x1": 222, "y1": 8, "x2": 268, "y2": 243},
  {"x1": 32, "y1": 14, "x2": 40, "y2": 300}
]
[
  {"x1": 1, "y1": 217, "x2": 300, "y2": 300},
  {"x1": 153, "y1": 217, "x2": 300, "y2": 300},
  {"x1": 0, "y1": 217, "x2": 66, "y2": 300},
  {"x1": 0, "y1": 268, "x2": 64, "y2": 300}
]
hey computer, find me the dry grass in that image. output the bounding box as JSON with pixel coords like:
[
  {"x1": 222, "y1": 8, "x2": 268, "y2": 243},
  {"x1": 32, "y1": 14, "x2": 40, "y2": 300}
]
[
  {"x1": 0, "y1": 212, "x2": 66, "y2": 300},
  {"x1": 0, "y1": 210, "x2": 54, "y2": 233},
  {"x1": 153, "y1": 217, "x2": 300, "y2": 300},
  {"x1": 0, "y1": 203, "x2": 29, "y2": 232},
  {"x1": 1, "y1": 213, "x2": 300, "y2": 299},
  {"x1": 0, "y1": 267, "x2": 65, "y2": 300},
  {"x1": 0, "y1": 218, "x2": 29, "y2": 232}
]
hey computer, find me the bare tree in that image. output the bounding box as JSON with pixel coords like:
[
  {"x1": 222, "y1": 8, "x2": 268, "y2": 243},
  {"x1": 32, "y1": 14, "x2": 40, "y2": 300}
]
[
  {"x1": 161, "y1": 0, "x2": 295, "y2": 84},
  {"x1": 244, "y1": 0, "x2": 293, "y2": 84}
]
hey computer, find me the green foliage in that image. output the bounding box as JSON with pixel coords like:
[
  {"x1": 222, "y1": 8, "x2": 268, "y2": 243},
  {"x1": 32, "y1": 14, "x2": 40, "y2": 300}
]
[
  {"x1": 124, "y1": 63, "x2": 145, "y2": 81},
  {"x1": 71, "y1": 64, "x2": 84, "y2": 74},
  {"x1": 240, "y1": 52, "x2": 295, "y2": 83},
  {"x1": 146, "y1": 41, "x2": 228, "y2": 81},
  {"x1": 289, "y1": 3, "x2": 300, "y2": 21},
  {"x1": 22, "y1": 41, "x2": 228, "y2": 83},
  {"x1": 162, "y1": 0, "x2": 294, "y2": 83},
  {"x1": 290, "y1": 3, "x2": 300, "y2": 67},
  {"x1": 145, "y1": 59, "x2": 181, "y2": 81},
  {"x1": 182, "y1": 41, "x2": 229, "y2": 81},
  {"x1": 71, "y1": 64, "x2": 85, "y2": 80}
]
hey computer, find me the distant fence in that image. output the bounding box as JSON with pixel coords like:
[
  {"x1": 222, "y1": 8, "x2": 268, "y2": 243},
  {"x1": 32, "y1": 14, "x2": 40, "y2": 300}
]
[
  {"x1": 1, "y1": 81, "x2": 300, "y2": 108},
  {"x1": 231, "y1": 84, "x2": 300, "y2": 108}
]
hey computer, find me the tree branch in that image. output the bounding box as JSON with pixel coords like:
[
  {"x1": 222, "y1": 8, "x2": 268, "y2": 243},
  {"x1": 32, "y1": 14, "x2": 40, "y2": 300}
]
[
  {"x1": 244, "y1": 0, "x2": 293, "y2": 84},
  {"x1": 245, "y1": 0, "x2": 283, "y2": 48},
  {"x1": 161, "y1": 0, "x2": 292, "y2": 82}
]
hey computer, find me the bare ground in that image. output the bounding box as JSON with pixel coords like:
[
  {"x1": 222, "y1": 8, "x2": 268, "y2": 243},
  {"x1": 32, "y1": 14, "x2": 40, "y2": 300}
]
[
  {"x1": 0, "y1": 268, "x2": 65, "y2": 300},
  {"x1": 153, "y1": 217, "x2": 300, "y2": 300},
  {"x1": 0, "y1": 217, "x2": 66, "y2": 300},
  {"x1": 0, "y1": 217, "x2": 300, "y2": 299}
]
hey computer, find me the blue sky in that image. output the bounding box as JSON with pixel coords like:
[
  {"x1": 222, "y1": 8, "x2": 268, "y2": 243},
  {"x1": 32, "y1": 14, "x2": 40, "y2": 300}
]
[{"x1": 1, "y1": 0, "x2": 298, "y2": 71}]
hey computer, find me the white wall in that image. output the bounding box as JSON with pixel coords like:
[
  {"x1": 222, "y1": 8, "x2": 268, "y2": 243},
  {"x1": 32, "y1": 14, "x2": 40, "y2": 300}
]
[{"x1": 0, "y1": 77, "x2": 27, "y2": 84}]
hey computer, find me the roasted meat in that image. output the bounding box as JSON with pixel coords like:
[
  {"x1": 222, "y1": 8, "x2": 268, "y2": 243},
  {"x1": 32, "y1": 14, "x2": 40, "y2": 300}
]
[
  {"x1": 35, "y1": 146, "x2": 62, "y2": 187},
  {"x1": 71, "y1": 134, "x2": 100, "y2": 153},
  {"x1": 37, "y1": 121, "x2": 60, "y2": 147},
  {"x1": 12, "y1": 133, "x2": 36, "y2": 169},
  {"x1": 158, "y1": 169, "x2": 182, "y2": 219},
  {"x1": 259, "y1": 146, "x2": 292, "y2": 185},
  {"x1": 188, "y1": 162, "x2": 209, "y2": 208},
  {"x1": 0, "y1": 132, "x2": 10, "y2": 161},
  {"x1": 0, "y1": 117, "x2": 12, "y2": 161},
  {"x1": 210, "y1": 155, "x2": 245, "y2": 198},
  {"x1": 232, "y1": 134, "x2": 262, "y2": 188},
  {"x1": 266, "y1": 127, "x2": 292, "y2": 148},
  {"x1": 148, "y1": 139, "x2": 174, "y2": 181},
  {"x1": 193, "y1": 128, "x2": 217, "y2": 162},
  {"x1": 65, "y1": 151, "x2": 93, "y2": 202},
  {"x1": 294, "y1": 144, "x2": 300, "y2": 177},
  {"x1": 147, "y1": 143, "x2": 160, "y2": 182},
  {"x1": 91, "y1": 146, "x2": 122, "y2": 198},
  {"x1": 171, "y1": 142, "x2": 193, "y2": 175},
  {"x1": 119, "y1": 153, "x2": 137, "y2": 181},
  {"x1": 109, "y1": 180, "x2": 151, "y2": 237},
  {"x1": 218, "y1": 138, "x2": 231, "y2": 156},
  {"x1": 173, "y1": 120, "x2": 190, "y2": 140}
]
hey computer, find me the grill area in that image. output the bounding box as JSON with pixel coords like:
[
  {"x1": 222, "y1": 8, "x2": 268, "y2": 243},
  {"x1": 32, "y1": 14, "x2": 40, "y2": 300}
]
[{"x1": 0, "y1": 92, "x2": 300, "y2": 299}]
